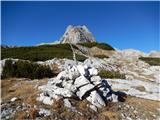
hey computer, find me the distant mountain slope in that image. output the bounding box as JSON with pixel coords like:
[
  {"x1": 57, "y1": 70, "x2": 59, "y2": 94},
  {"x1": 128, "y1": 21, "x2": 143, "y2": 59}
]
[
  {"x1": 1, "y1": 44, "x2": 85, "y2": 61},
  {"x1": 1, "y1": 42, "x2": 114, "y2": 61}
]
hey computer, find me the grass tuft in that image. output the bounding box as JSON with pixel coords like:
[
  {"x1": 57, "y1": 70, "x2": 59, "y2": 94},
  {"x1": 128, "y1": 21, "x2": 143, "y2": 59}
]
[
  {"x1": 99, "y1": 69, "x2": 126, "y2": 79},
  {"x1": 93, "y1": 55, "x2": 109, "y2": 59}
]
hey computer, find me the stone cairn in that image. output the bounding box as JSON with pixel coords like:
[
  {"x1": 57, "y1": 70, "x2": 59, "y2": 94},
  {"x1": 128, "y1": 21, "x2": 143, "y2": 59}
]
[{"x1": 37, "y1": 64, "x2": 126, "y2": 111}]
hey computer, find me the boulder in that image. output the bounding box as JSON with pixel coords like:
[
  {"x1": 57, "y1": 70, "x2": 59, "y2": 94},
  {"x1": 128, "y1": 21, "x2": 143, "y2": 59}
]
[
  {"x1": 37, "y1": 93, "x2": 54, "y2": 105},
  {"x1": 76, "y1": 84, "x2": 95, "y2": 99},
  {"x1": 88, "y1": 67, "x2": 98, "y2": 76},
  {"x1": 87, "y1": 91, "x2": 106, "y2": 108},
  {"x1": 63, "y1": 99, "x2": 72, "y2": 108},
  {"x1": 77, "y1": 65, "x2": 86, "y2": 76},
  {"x1": 90, "y1": 76, "x2": 101, "y2": 85},
  {"x1": 74, "y1": 76, "x2": 90, "y2": 88}
]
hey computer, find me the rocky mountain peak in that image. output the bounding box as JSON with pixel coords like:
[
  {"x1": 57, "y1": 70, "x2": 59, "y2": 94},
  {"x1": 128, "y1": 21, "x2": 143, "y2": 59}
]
[{"x1": 59, "y1": 25, "x2": 96, "y2": 44}]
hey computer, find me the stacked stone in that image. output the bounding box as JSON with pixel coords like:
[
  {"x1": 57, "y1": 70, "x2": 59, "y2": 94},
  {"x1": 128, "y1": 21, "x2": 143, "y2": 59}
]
[{"x1": 37, "y1": 64, "x2": 126, "y2": 111}]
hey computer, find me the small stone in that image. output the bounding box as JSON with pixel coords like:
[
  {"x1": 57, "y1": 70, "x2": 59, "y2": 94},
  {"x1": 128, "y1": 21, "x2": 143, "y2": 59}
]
[
  {"x1": 133, "y1": 110, "x2": 138, "y2": 114},
  {"x1": 152, "y1": 114, "x2": 156, "y2": 117},
  {"x1": 90, "y1": 76, "x2": 101, "y2": 85},
  {"x1": 39, "y1": 108, "x2": 51, "y2": 117},
  {"x1": 64, "y1": 99, "x2": 72, "y2": 108},
  {"x1": 126, "y1": 116, "x2": 132, "y2": 120},
  {"x1": 90, "y1": 105, "x2": 97, "y2": 112},
  {"x1": 88, "y1": 67, "x2": 98, "y2": 76},
  {"x1": 10, "y1": 97, "x2": 17, "y2": 102},
  {"x1": 126, "y1": 105, "x2": 130, "y2": 108},
  {"x1": 6, "y1": 116, "x2": 10, "y2": 119},
  {"x1": 16, "y1": 106, "x2": 21, "y2": 110}
]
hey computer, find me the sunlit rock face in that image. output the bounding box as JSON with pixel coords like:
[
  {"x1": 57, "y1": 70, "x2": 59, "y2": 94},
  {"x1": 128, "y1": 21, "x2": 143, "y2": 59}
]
[{"x1": 59, "y1": 25, "x2": 96, "y2": 44}]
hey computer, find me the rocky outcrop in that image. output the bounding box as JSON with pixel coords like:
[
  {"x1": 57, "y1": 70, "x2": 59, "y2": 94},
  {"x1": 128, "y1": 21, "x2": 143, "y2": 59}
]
[
  {"x1": 59, "y1": 25, "x2": 96, "y2": 44},
  {"x1": 148, "y1": 51, "x2": 160, "y2": 58},
  {"x1": 37, "y1": 64, "x2": 126, "y2": 111}
]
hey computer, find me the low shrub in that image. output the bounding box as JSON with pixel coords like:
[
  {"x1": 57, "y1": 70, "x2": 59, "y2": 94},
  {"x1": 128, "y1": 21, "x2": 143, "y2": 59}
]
[
  {"x1": 93, "y1": 55, "x2": 109, "y2": 59},
  {"x1": 76, "y1": 54, "x2": 87, "y2": 62},
  {"x1": 1, "y1": 44, "x2": 74, "y2": 61},
  {"x1": 78, "y1": 42, "x2": 114, "y2": 50},
  {"x1": 1, "y1": 44, "x2": 87, "y2": 62},
  {"x1": 2, "y1": 59, "x2": 55, "y2": 79},
  {"x1": 99, "y1": 69, "x2": 126, "y2": 79},
  {"x1": 139, "y1": 57, "x2": 160, "y2": 66}
]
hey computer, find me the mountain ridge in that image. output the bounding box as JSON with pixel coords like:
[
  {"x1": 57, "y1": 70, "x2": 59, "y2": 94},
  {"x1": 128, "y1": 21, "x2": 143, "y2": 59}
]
[{"x1": 59, "y1": 25, "x2": 96, "y2": 44}]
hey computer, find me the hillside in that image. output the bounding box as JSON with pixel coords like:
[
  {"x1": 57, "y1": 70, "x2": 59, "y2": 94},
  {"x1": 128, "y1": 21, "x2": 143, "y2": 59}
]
[{"x1": 1, "y1": 42, "x2": 114, "y2": 61}]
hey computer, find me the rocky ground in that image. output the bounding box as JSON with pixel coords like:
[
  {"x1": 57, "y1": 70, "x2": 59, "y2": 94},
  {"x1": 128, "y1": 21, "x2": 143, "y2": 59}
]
[
  {"x1": 1, "y1": 48, "x2": 160, "y2": 120},
  {"x1": 1, "y1": 78, "x2": 160, "y2": 120}
]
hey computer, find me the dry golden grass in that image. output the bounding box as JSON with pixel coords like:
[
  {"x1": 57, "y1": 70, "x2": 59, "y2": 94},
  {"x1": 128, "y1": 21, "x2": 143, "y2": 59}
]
[
  {"x1": 126, "y1": 96, "x2": 160, "y2": 112},
  {"x1": 2, "y1": 78, "x2": 159, "y2": 120},
  {"x1": 77, "y1": 99, "x2": 89, "y2": 110},
  {"x1": 1, "y1": 78, "x2": 48, "y2": 101},
  {"x1": 15, "y1": 108, "x2": 39, "y2": 120},
  {"x1": 1, "y1": 78, "x2": 17, "y2": 97},
  {"x1": 14, "y1": 111, "x2": 28, "y2": 120},
  {"x1": 28, "y1": 108, "x2": 39, "y2": 119},
  {"x1": 1, "y1": 78, "x2": 49, "y2": 119},
  {"x1": 100, "y1": 111, "x2": 118, "y2": 120}
]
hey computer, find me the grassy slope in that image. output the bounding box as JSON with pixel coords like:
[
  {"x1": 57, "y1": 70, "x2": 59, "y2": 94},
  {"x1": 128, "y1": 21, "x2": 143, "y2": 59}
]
[
  {"x1": 78, "y1": 42, "x2": 114, "y2": 50},
  {"x1": 139, "y1": 57, "x2": 160, "y2": 66},
  {"x1": 2, "y1": 42, "x2": 114, "y2": 61},
  {"x1": 1, "y1": 44, "x2": 86, "y2": 61}
]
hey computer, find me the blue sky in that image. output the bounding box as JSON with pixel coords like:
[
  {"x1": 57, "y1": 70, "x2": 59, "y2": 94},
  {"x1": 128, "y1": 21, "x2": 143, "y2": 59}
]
[{"x1": 1, "y1": 1, "x2": 159, "y2": 52}]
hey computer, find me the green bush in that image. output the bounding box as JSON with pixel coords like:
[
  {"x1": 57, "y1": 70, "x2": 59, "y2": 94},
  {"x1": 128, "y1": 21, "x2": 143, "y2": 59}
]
[
  {"x1": 139, "y1": 57, "x2": 160, "y2": 66},
  {"x1": 1, "y1": 44, "x2": 76, "y2": 61},
  {"x1": 2, "y1": 59, "x2": 54, "y2": 79},
  {"x1": 93, "y1": 55, "x2": 109, "y2": 59},
  {"x1": 99, "y1": 69, "x2": 126, "y2": 79},
  {"x1": 76, "y1": 54, "x2": 87, "y2": 62},
  {"x1": 1, "y1": 43, "x2": 113, "y2": 62},
  {"x1": 78, "y1": 42, "x2": 114, "y2": 50}
]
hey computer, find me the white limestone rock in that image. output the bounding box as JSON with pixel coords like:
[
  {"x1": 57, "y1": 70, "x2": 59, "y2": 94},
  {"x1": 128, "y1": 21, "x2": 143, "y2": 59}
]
[
  {"x1": 51, "y1": 87, "x2": 73, "y2": 98},
  {"x1": 56, "y1": 71, "x2": 68, "y2": 80},
  {"x1": 74, "y1": 76, "x2": 90, "y2": 88},
  {"x1": 87, "y1": 91, "x2": 106, "y2": 108},
  {"x1": 90, "y1": 105, "x2": 97, "y2": 112},
  {"x1": 90, "y1": 76, "x2": 101, "y2": 85},
  {"x1": 77, "y1": 65, "x2": 86, "y2": 76},
  {"x1": 64, "y1": 99, "x2": 72, "y2": 108},
  {"x1": 10, "y1": 97, "x2": 17, "y2": 102},
  {"x1": 62, "y1": 80, "x2": 77, "y2": 92},
  {"x1": 107, "y1": 94, "x2": 119, "y2": 102},
  {"x1": 76, "y1": 84, "x2": 95, "y2": 99},
  {"x1": 148, "y1": 51, "x2": 160, "y2": 58},
  {"x1": 88, "y1": 67, "x2": 98, "y2": 76},
  {"x1": 39, "y1": 108, "x2": 51, "y2": 117},
  {"x1": 37, "y1": 64, "x2": 123, "y2": 111},
  {"x1": 37, "y1": 93, "x2": 54, "y2": 105}
]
